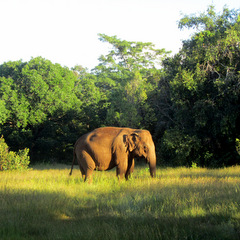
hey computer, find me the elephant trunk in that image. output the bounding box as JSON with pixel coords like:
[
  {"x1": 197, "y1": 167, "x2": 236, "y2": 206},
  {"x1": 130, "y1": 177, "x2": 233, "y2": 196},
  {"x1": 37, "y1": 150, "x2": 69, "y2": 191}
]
[
  {"x1": 148, "y1": 146, "x2": 156, "y2": 178},
  {"x1": 149, "y1": 160, "x2": 156, "y2": 178}
]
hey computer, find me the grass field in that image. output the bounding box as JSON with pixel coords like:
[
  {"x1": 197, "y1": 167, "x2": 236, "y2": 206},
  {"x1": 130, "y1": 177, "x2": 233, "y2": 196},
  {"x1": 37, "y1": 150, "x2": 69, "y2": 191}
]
[{"x1": 0, "y1": 164, "x2": 240, "y2": 240}]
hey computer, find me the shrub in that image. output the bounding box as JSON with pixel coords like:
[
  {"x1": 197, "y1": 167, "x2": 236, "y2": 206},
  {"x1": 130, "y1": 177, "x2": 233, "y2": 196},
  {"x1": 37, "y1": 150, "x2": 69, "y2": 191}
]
[
  {"x1": 0, "y1": 136, "x2": 30, "y2": 171},
  {"x1": 236, "y1": 138, "x2": 240, "y2": 155},
  {"x1": 160, "y1": 128, "x2": 201, "y2": 166}
]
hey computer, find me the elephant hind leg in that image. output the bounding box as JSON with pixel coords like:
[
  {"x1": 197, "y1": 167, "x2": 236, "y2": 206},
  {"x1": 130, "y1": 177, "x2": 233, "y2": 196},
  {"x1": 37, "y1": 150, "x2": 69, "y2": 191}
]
[
  {"x1": 77, "y1": 151, "x2": 95, "y2": 183},
  {"x1": 84, "y1": 168, "x2": 94, "y2": 183},
  {"x1": 79, "y1": 164, "x2": 86, "y2": 180}
]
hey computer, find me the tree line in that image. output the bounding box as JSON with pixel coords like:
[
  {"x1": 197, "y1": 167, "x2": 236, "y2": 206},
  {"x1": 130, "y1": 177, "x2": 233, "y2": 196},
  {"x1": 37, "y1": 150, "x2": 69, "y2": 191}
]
[{"x1": 0, "y1": 6, "x2": 240, "y2": 167}]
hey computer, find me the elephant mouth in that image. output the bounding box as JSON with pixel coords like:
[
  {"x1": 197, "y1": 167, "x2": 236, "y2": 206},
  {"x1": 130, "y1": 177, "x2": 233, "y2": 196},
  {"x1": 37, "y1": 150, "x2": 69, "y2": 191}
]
[
  {"x1": 135, "y1": 156, "x2": 144, "y2": 161},
  {"x1": 135, "y1": 156, "x2": 149, "y2": 163}
]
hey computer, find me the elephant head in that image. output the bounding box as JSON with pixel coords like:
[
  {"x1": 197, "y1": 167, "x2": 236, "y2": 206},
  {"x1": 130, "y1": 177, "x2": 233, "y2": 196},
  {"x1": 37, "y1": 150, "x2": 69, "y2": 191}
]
[{"x1": 124, "y1": 130, "x2": 156, "y2": 177}]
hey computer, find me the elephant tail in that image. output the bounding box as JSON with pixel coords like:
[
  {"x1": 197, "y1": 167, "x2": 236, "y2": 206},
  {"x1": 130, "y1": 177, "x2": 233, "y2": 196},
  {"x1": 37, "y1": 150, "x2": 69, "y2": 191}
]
[{"x1": 69, "y1": 151, "x2": 76, "y2": 176}]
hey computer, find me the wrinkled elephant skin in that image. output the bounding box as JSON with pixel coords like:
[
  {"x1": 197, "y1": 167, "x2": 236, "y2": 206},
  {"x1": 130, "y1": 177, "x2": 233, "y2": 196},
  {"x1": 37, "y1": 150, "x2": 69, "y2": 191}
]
[{"x1": 69, "y1": 127, "x2": 156, "y2": 182}]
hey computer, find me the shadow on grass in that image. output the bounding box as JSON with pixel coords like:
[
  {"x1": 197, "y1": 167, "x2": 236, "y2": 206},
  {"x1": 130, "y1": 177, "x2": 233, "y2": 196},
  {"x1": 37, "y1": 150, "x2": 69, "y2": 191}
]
[{"x1": 1, "y1": 185, "x2": 240, "y2": 240}]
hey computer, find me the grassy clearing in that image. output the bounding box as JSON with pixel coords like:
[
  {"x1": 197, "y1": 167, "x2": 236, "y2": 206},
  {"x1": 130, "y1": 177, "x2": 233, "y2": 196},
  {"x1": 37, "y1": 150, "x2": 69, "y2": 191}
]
[{"x1": 0, "y1": 164, "x2": 240, "y2": 240}]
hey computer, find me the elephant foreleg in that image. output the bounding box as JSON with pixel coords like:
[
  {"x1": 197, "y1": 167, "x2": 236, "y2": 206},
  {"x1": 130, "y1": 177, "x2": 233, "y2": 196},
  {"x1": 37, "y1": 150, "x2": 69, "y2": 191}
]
[
  {"x1": 116, "y1": 159, "x2": 128, "y2": 180},
  {"x1": 125, "y1": 158, "x2": 135, "y2": 180}
]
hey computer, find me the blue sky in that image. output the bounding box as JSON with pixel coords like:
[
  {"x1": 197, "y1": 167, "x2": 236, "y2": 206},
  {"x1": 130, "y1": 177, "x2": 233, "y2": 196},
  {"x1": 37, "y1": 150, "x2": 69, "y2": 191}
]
[{"x1": 0, "y1": 0, "x2": 239, "y2": 69}]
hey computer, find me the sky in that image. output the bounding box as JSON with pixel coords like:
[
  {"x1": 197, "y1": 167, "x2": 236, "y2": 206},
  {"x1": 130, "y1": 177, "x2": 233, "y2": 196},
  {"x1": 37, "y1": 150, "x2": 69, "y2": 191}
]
[{"x1": 0, "y1": 0, "x2": 239, "y2": 70}]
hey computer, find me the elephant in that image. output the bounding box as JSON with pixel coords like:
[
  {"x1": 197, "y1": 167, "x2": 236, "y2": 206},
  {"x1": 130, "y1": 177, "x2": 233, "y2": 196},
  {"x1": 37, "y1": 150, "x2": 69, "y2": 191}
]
[{"x1": 69, "y1": 127, "x2": 156, "y2": 182}]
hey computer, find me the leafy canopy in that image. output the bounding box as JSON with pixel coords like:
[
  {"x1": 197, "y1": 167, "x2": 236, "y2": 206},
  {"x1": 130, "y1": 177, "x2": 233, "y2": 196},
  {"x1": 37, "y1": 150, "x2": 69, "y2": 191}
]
[
  {"x1": 95, "y1": 34, "x2": 169, "y2": 128},
  {"x1": 160, "y1": 5, "x2": 240, "y2": 166}
]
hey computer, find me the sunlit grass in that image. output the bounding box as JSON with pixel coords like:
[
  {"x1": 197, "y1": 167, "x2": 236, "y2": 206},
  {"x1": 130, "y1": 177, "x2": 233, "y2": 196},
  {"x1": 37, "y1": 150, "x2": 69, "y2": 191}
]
[{"x1": 0, "y1": 164, "x2": 240, "y2": 239}]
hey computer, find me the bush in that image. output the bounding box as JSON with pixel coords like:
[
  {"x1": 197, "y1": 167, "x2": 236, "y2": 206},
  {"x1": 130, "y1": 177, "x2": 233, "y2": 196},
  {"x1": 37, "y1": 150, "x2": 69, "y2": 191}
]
[
  {"x1": 236, "y1": 139, "x2": 240, "y2": 155},
  {"x1": 0, "y1": 136, "x2": 30, "y2": 171},
  {"x1": 160, "y1": 128, "x2": 201, "y2": 167}
]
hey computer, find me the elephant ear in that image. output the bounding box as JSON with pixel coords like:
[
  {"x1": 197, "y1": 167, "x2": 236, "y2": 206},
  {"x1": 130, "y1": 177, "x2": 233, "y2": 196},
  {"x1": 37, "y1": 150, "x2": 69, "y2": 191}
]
[{"x1": 125, "y1": 133, "x2": 139, "y2": 152}]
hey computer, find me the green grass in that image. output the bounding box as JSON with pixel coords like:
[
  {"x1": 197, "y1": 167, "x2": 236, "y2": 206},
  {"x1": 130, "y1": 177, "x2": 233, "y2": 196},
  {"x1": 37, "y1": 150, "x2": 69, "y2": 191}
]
[{"x1": 0, "y1": 164, "x2": 240, "y2": 240}]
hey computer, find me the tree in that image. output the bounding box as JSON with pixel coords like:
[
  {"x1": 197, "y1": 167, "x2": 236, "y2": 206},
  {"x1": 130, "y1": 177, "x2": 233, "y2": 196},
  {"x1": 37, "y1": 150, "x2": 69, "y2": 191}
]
[
  {"x1": 159, "y1": 6, "x2": 240, "y2": 166},
  {"x1": 0, "y1": 57, "x2": 83, "y2": 161},
  {"x1": 72, "y1": 65, "x2": 108, "y2": 130},
  {"x1": 94, "y1": 34, "x2": 169, "y2": 128}
]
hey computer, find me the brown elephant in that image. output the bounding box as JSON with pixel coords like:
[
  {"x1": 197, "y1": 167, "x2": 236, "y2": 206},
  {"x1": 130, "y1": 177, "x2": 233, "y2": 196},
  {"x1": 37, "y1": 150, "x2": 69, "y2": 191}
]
[{"x1": 69, "y1": 127, "x2": 156, "y2": 182}]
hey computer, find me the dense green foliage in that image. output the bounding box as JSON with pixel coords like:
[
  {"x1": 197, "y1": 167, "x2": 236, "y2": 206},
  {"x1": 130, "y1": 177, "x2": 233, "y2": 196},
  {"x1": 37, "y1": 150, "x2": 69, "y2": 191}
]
[
  {"x1": 0, "y1": 136, "x2": 30, "y2": 170},
  {"x1": 0, "y1": 6, "x2": 239, "y2": 167},
  {"x1": 94, "y1": 33, "x2": 168, "y2": 129},
  {"x1": 159, "y1": 6, "x2": 240, "y2": 166},
  {"x1": 0, "y1": 58, "x2": 84, "y2": 161}
]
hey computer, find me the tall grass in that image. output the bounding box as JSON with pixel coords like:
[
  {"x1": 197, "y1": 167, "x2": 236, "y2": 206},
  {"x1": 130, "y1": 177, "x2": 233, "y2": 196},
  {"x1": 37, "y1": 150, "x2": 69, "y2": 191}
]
[{"x1": 0, "y1": 164, "x2": 240, "y2": 240}]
